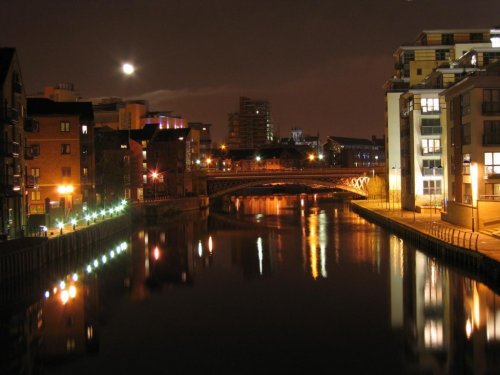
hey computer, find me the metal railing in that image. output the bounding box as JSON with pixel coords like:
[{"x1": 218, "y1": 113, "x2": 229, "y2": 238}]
[{"x1": 427, "y1": 221, "x2": 479, "y2": 251}]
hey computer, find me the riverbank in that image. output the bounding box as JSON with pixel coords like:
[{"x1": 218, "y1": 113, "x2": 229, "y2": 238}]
[{"x1": 351, "y1": 200, "x2": 500, "y2": 289}]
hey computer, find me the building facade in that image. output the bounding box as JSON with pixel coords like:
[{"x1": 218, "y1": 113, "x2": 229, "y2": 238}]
[
  {"x1": 0, "y1": 48, "x2": 29, "y2": 238},
  {"x1": 441, "y1": 64, "x2": 500, "y2": 230},
  {"x1": 227, "y1": 96, "x2": 273, "y2": 149},
  {"x1": 384, "y1": 28, "x2": 495, "y2": 211},
  {"x1": 26, "y1": 98, "x2": 95, "y2": 222}
]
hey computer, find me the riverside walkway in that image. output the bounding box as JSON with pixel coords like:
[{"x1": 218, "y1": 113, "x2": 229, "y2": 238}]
[{"x1": 352, "y1": 200, "x2": 500, "y2": 269}]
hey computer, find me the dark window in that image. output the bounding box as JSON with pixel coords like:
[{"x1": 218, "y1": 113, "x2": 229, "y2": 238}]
[
  {"x1": 441, "y1": 33, "x2": 454, "y2": 45},
  {"x1": 462, "y1": 123, "x2": 471, "y2": 145},
  {"x1": 31, "y1": 144, "x2": 40, "y2": 156},
  {"x1": 417, "y1": 68, "x2": 422, "y2": 75},
  {"x1": 61, "y1": 144, "x2": 71, "y2": 154},
  {"x1": 435, "y1": 49, "x2": 449, "y2": 61},
  {"x1": 461, "y1": 93, "x2": 471, "y2": 116},
  {"x1": 62, "y1": 167, "x2": 71, "y2": 177},
  {"x1": 470, "y1": 33, "x2": 483, "y2": 42},
  {"x1": 484, "y1": 120, "x2": 500, "y2": 145}
]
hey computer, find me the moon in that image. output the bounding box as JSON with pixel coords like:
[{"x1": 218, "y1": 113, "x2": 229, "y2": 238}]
[{"x1": 122, "y1": 63, "x2": 135, "y2": 75}]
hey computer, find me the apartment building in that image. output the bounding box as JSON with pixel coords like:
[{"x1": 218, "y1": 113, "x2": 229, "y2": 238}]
[
  {"x1": 0, "y1": 48, "x2": 30, "y2": 238},
  {"x1": 384, "y1": 28, "x2": 494, "y2": 211},
  {"x1": 227, "y1": 96, "x2": 273, "y2": 149},
  {"x1": 26, "y1": 98, "x2": 95, "y2": 220},
  {"x1": 441, "y1": 62, "x2": 500, "y2": 231}
]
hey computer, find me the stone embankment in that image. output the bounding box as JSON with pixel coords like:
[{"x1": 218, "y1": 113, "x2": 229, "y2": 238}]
[{"x1": 351, "y1": 200, "x2": 500, "y2": 290}]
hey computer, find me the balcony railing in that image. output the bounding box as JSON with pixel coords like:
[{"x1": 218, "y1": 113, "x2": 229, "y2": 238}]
[
  {"x1": 6, "y1": 107, "x2": 19, "y2": 124},
  {"x1": 482, "y1": 102, "x2": 500, "y2": 115},
  {"x1": 421, "y1": 126, "x2": 442, "y2": 135}
]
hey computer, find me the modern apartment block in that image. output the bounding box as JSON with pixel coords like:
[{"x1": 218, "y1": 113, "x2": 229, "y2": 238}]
[
  {"x1": 26, "y1": 98, "x2": 95, "y2": 221},
  {"x1": 441, "y1": 62, "x2": 500, "y2": 231},
  {"x1": 227, "y1": 96, "x2": 273, "y2": 149},
  {"x1": 384, "y1": 28, "x2": 495, "y2": 211},
  {"x1": 0, "y1": 48, "x2": 30, "y2": 238}
]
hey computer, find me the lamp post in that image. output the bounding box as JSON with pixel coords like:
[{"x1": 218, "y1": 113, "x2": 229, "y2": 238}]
[
  {"x1": 151, "y1": 171, "x2": 158, "y2": 200},
  {"x1": 470, "y1": 162, "x2": 478, "y2": 232}
]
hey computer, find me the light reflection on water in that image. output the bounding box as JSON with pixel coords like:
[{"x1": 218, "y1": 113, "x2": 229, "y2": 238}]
[{"x1": 2, "y1": 194, "x2": 500, "y2": 374}]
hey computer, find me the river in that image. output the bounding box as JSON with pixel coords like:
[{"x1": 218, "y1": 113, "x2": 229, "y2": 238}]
[{"x1": 2, "y1": 194, "x2": 500, "y2": 374}]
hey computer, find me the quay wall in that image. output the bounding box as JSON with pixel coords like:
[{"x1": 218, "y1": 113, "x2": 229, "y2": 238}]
[
  {"x1": 0, "y1": 215, "x2": 131, "y2": 282},
  {"x1": 351, "y1": 201, "x2": 500, "y2": 290},
  {"x1": 133, "y1": 195, "x2": 209, "y2": 219}
]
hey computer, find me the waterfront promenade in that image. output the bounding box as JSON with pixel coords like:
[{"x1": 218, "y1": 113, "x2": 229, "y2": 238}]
[{"x1": 352, "y1": 199, "x2": 500, "y2": 264}]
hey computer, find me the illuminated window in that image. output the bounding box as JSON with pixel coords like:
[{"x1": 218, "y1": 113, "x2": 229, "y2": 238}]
[
  {"x1": 82, "y1": 125, "x2": 88, "y2": 134},
  {"x1": 60, "y1": 121, "x2": 70, "y2": 132},
  {"x1": 31, "y1": 167, "x2": 40, "y2": 177},
  {"x1": 31, "y1": 190, "x2": 41, "y2": 201},
  {"x1": 423, "y1": 180, "x2": 442, "y2": 195},
  {"x1": 422, "y1": 139, "x2": 440, "y2": 154},
  {"x1": 82, "y1": 167, "x2": 88, "y2": 177},
  {"x1": 421, "y1": 98, "x2": 439, "y2": 113},
  {"x1": 485, "y1": 152, "x2": 500, "y2": 175}
]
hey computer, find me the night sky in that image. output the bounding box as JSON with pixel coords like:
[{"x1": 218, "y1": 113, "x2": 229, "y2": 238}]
[{"x1": 2, "y1": 0, "x2": 500, "y2": 143}]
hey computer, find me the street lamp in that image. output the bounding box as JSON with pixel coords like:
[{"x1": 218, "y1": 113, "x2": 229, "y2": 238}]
[
  {"x1": 151, "y1": 171, "x2": 158, "y2": 200},
  {"x1": 470, "y1": 162, "x2": 478, "y2": 232}
]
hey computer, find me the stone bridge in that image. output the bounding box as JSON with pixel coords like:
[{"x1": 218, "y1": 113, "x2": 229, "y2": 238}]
[{"x1": 205, "y1": 167, "x2": 384, "y2": 198}]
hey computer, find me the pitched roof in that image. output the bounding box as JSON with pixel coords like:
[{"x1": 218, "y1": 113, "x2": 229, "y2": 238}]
[
  {"x1": 0, "y1": 48, "x2": 15, "y2": 86},
  {"x1": 27, "y1": 98, "x2": 94, "y2": 120}
]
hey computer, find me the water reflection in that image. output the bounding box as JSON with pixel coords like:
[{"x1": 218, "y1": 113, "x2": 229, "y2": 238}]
[{"x1": 2, "y1": 195, "x2": 500, "y2": 374}]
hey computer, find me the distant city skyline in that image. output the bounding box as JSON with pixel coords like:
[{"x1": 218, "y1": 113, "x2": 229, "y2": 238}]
[{"x1": 2, "y1": 0, "x2": 500, "y2": 142}]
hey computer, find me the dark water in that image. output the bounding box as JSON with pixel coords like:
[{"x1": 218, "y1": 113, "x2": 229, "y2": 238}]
[{"x1": 3, "y1": 195, "x2": 500, "y2": 374}]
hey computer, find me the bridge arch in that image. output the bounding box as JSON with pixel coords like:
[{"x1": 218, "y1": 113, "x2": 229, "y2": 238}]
[{"x1": 207, "y1": 176, "x2": 369, "y2": 199}]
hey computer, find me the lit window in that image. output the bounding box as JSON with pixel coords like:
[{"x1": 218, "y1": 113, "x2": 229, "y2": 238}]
[
  {"x1": 82, "y1": 125, "x2": 88, "y2": 134},
  {"x1": 31, "y1": 190, "x2": 41, "y2": 201},
  {"x1": 421, "y1": 98, "x2": 440, "y2": 113},
  {"x1": 484, "y1": 152, "x2": 500, "y2": 175},
  {"x1": 60, "y1": 121, "x2": 70, "y2": 132}
]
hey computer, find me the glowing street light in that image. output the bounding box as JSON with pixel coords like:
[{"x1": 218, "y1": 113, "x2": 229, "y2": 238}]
[
  {"x1": 471, "y1": 162, "x2": 478, "y2": 232},
  {"x1": 151, "y1": 171, "x2": 158, "y2": 200}
]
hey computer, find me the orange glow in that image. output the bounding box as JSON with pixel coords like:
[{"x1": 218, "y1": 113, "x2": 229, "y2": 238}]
[
  {"x1": 60, "y1": 290, "x2": 69, "y2": 304},
  {"x1": 153, "y1": 246, "x2": 160, "y2": 260}
]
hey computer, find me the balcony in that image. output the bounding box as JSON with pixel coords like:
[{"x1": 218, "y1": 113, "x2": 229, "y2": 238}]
[
  {"x1": 0, "y1": 142, "x2": 20, "y2": 158},
  {"x1": 482, "y1": 102, "x2": 500, "y2": 115},
  {"x1": 6, "y1": 107, "x2": 19, "y2": 124},
  {"x1": 421, "y1": 126, "x2": 442, "y2": 135}
]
